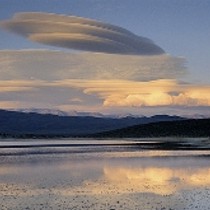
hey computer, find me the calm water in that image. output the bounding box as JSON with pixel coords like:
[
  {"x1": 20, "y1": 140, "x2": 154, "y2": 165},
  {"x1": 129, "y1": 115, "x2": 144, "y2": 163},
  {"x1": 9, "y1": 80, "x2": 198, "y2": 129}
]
[{"x1": 1, "y1": 138, "x2": 210, "y2": 210}]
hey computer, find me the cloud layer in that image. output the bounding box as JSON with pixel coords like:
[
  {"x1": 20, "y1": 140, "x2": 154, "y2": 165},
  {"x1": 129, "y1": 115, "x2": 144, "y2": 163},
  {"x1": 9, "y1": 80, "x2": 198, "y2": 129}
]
[
  {"x1": 1, "y1": 12, "x2": 164, "y2": 55},
  {"x1": 0, "y1": 50, "x2": 185, "y2": 81}
]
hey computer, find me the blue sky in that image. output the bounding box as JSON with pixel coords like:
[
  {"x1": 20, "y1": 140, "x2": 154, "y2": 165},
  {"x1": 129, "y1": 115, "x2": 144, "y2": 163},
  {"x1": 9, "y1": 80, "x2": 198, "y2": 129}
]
[
  {"x1": 1, "y1": 0, "x2": 210, "y2": 82},
  {"x1": 0, "y1": 0, "x2": 210, "y2": 116}
]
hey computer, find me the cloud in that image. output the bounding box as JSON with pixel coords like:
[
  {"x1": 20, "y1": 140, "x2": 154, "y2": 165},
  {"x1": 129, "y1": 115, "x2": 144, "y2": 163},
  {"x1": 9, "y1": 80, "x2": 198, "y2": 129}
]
[
  {"x1": 0, "y1": 78, "x2": 101, "y2": 111},
  {"x1": 0, "y1": 50, "x2": 186, "y2": 81},
  {"x1": 0, "y1": 78, "x2": 209, "y2": 114},
  {"x1": 1, "y1": 12, "x2": 164, "y2": 55},
  {"x1": 0, "y1": 101, "x2": 21, "y2": 109},
  {"x1": 69, "y1": 98, "x2": 83, "y2": 104},
  {"x1": 0, "y1": 80, "x2": 44, "y2": 92},
  {"x1": 0, "y1": 49, "x2": 208, "y2": 113},
  {"x1": 56, "y1": 79, "x2": 210, "y2": 107}
]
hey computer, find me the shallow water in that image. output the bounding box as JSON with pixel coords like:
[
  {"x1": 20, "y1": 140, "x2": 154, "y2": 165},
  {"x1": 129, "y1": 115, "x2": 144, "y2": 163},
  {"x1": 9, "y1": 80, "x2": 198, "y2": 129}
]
[{"x1": 1, "y1": 139, "x2": 210, "y2": 210}]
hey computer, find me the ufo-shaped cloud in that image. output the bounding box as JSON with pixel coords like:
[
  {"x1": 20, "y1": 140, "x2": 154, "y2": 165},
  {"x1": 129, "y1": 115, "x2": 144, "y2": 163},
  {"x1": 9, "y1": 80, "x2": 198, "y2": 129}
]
[{"x1": 1, "y1": 12, "x2": 165, "y2": 55}]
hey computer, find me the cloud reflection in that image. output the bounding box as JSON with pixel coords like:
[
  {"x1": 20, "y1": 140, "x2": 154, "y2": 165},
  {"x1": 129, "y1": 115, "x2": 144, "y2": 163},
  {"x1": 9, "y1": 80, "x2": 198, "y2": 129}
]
[
  {"x1": 59, "y1": 166, "x2": 210, "y2": 196},
  {"x1": 102, "y1": 166, "x2": 210, "y2": 195}
]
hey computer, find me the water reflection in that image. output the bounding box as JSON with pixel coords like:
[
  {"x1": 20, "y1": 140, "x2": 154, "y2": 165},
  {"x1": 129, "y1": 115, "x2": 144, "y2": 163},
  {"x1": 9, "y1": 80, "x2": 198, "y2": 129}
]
[
  {"x1": 43, "y1": 154, "x2": 210, "y2": 199},
  {"x1": 1, "y1": 141, "x2": 210, "y2": 209},
  {"x1": 55, "y1": 165, "x2": 210, "y2": 196},
  {"x1": 103, "y1": 167, "x2": 175, "y2": 195},
  {"x1": 102, "y1": 166, "x2": 210, "y2": 195}
]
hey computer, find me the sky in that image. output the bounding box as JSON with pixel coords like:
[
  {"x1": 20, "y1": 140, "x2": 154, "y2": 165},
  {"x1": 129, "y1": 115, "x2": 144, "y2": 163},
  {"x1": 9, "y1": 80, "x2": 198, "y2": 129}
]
[{"x1": 0, "y1": 0, "x2": 210, "y2": 116}]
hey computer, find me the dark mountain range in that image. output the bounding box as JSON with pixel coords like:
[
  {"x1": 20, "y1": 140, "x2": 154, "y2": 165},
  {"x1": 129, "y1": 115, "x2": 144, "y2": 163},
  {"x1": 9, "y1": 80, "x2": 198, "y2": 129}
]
[
  {"x1": 0, "y1": 109, "x2": 184, "y2": 138},
  {"x1": 93, "y1": 119, "x2": 210, "y2": 138}
]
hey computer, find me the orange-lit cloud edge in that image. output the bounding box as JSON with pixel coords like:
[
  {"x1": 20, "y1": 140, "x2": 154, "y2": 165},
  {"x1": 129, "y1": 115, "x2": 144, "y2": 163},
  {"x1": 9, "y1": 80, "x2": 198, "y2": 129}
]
[{"x1": 0, "y1": 78, "x2": 209, "y2": 110}]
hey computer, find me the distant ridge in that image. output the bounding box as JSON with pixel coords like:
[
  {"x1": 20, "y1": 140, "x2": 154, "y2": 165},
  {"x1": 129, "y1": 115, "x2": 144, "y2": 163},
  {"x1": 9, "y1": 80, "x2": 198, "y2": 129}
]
[
  {"x1": 11, "y1": 108, "x2": 210, "y2": 119},
  {"x1": 0, "y1": 109, "x2": 184, "y2": 138},
  {"x1": 12, "y1": 108, "x2": 70, "y2": 116},
  {"x1": 93, "y1": 119, "x2": 210, "y2": 138}
]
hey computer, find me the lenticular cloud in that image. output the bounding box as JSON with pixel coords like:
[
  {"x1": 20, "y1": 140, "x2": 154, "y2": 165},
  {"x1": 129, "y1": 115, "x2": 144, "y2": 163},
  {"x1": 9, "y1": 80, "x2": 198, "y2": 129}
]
[{"x1": 1, "y1": 12, "x2": 165, "y2": 55}]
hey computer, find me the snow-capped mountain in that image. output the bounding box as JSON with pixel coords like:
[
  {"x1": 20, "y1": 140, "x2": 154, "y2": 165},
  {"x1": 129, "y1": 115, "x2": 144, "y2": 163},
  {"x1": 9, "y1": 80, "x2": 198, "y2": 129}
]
[
  {"x1": 11, "y1": 108, "x2": 210, "y2": 119},
  {"x1": 11, "y1": 108, "x2": 142, "y2": 118},
  {"x1": 11, "y1": 108, "x2": 70, "y2": 116}
]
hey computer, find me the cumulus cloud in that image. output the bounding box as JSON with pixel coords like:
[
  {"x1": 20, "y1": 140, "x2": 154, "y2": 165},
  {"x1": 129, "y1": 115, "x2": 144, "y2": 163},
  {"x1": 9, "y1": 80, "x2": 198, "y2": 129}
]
[
  {"x1": 1, "y1": 12, "x2": 164, "y2": 55},
  {"x1": 56, "y1": 79, "x2": 210, "y2": 107}
]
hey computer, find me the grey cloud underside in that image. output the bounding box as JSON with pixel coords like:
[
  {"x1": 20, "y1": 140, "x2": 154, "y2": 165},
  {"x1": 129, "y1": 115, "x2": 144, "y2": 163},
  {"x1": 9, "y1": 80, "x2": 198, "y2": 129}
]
[
  {"x1": 1, "y1": 12, "x2": 165, "y2": 55},
  {"x1": 0, "y1": 50, "x2": 185, "y2": 81}
]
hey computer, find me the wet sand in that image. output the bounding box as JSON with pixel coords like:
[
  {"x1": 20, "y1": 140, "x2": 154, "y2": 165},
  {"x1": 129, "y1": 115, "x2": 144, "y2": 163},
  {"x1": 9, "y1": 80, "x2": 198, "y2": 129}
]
[
  {"x1": 1, "y1": 138, "x2": 210, "y2": 210},
  {"x1": 1, "y1": 183, "x2": 210, "y2": 210}
]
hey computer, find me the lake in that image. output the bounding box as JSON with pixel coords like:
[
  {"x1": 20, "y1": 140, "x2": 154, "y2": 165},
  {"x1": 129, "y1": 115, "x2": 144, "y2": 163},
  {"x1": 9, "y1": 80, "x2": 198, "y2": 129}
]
[{"x1": 1, "y1": 138, "x2": 210, "y2": 209}]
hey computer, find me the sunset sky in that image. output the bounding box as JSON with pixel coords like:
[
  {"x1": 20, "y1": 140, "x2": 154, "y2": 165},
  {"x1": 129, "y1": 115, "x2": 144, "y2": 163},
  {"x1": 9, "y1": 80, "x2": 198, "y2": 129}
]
[{"x1": 0, "y1": 0, "x2": 210, "y2": 116}]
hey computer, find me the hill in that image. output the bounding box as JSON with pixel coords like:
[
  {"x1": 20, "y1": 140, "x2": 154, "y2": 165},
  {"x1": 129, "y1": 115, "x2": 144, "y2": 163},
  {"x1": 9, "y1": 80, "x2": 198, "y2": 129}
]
[
  {"x1": 93, "y1": 119, "x2": 210, "y2": 138},
  {"x1": 0, "y1": 109, "x2": 184, "y2": 138}
]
